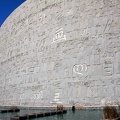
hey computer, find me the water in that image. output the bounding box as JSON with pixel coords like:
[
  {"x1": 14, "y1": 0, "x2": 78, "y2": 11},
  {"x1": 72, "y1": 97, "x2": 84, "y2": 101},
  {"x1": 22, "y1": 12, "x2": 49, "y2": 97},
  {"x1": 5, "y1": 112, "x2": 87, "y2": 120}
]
[
  {"x1": 0, "y1": 108, "x2": 103, "y2": 120},
  {"x1": 38, "y1": 109, "x2": 103, "y2": 120}
]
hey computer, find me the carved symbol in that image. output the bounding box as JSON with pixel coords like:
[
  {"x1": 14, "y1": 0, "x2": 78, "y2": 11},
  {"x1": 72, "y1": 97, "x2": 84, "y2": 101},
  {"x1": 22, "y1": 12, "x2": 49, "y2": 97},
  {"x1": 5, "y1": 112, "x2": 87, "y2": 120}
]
[
  {"x1": 82, "y1": 29, "x2": 90, "y2": 37},
  {"x1": 20, "y1": 94, "x2": 24, "y2": 100},
  {"x1": 31, "y1": 91, "x2": 43, "y2": 100},
  {"x1": 50, "y1": 92, "x2": 62, "y2": 104},
  {"x1": 55, "y1": 11, "x2": 63, "y2": 21},
  {"x1": 52, "y1": 28, "x2": 66, "y2": 44},
  {"x1": 38, "y1": 14, "x2": 45, "y2": 25},
  {"x1": 73, "y1": 64, "x2": 87, "y2": 75},
  {"x1": 103, "y1": 19, "x2": 114, "y2": 33},
  {"x1": 54, "y1": 93, "x2": 59, "y2": 101}
]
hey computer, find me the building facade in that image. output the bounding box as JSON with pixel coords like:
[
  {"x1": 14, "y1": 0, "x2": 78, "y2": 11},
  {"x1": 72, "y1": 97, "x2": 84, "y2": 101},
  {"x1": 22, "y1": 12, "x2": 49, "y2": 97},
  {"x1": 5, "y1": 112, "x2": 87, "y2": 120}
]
[{"x1": 0, "y1": 0, "x2": 120, "y2": 107}]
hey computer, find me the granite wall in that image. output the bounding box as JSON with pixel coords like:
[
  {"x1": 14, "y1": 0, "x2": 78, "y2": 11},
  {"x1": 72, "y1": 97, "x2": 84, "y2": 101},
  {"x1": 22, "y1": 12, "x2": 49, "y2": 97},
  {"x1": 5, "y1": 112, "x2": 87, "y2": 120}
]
[{"x1": 0, "y1": 0, "x2": 120, "y2": 107}]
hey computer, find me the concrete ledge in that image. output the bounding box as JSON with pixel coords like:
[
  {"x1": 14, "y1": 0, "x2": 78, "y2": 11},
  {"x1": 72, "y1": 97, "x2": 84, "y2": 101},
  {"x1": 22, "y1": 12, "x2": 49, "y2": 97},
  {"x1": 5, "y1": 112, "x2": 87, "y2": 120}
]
[
  {"x1": 10, "y1": 110, "x2": 67, "y2": 120},
  {"x1": 1, "y1": 105, "x2": 119, "y2": 110},
  {"x1": 27, "y1": 114, "x2": 37, "y2": 119},
  {"x1": 36, "y1": 113, "x2": 44, "y2": 117},
  {"x1": 19, "y1": 115, "x2": 27, "y2": 120},
  {"x1": 0, "y1": 109, "x2": 20, "y2": 113},
  {"x1": 44, "y1": 112, "x2": 51, "y2": 116},
  {"x1": 51, "y1": 111, "x2": 57, "y2": 115}
]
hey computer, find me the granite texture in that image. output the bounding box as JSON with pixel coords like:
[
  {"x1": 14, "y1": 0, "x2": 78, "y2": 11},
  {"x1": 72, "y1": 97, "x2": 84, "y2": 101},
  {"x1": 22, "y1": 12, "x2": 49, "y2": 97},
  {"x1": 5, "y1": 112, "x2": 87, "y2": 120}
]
[{"x1": 0, "y1": 0, "x2": 120, "y2": 107}]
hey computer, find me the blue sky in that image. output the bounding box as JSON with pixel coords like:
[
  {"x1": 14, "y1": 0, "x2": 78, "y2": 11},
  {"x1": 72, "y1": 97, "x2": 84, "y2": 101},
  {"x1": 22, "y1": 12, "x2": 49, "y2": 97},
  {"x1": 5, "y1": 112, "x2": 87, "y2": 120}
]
[{"x1": 0, "y1": 0, "x2": 26, "y2": 26}]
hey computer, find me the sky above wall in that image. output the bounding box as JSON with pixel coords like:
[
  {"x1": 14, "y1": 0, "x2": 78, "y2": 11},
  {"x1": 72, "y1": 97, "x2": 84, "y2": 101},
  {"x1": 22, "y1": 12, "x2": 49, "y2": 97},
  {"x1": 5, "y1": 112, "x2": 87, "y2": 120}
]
[{"x1": 0, "y1": 0, "x2": 26, "y2": 27}]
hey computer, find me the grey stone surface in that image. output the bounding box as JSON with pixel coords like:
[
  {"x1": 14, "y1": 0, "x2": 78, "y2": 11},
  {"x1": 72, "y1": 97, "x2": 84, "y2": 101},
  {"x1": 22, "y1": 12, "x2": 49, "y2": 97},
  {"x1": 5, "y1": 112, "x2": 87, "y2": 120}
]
[{"x1": 0, "y1": 0, "x2": 120, "y2": 107}]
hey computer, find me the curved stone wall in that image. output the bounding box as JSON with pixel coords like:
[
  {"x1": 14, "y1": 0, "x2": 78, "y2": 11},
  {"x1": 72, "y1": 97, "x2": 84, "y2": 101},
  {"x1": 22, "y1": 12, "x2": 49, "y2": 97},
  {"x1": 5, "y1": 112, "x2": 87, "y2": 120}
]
[{"x1": 0, "y1": 0, "x2": 120, "y2": 107}]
